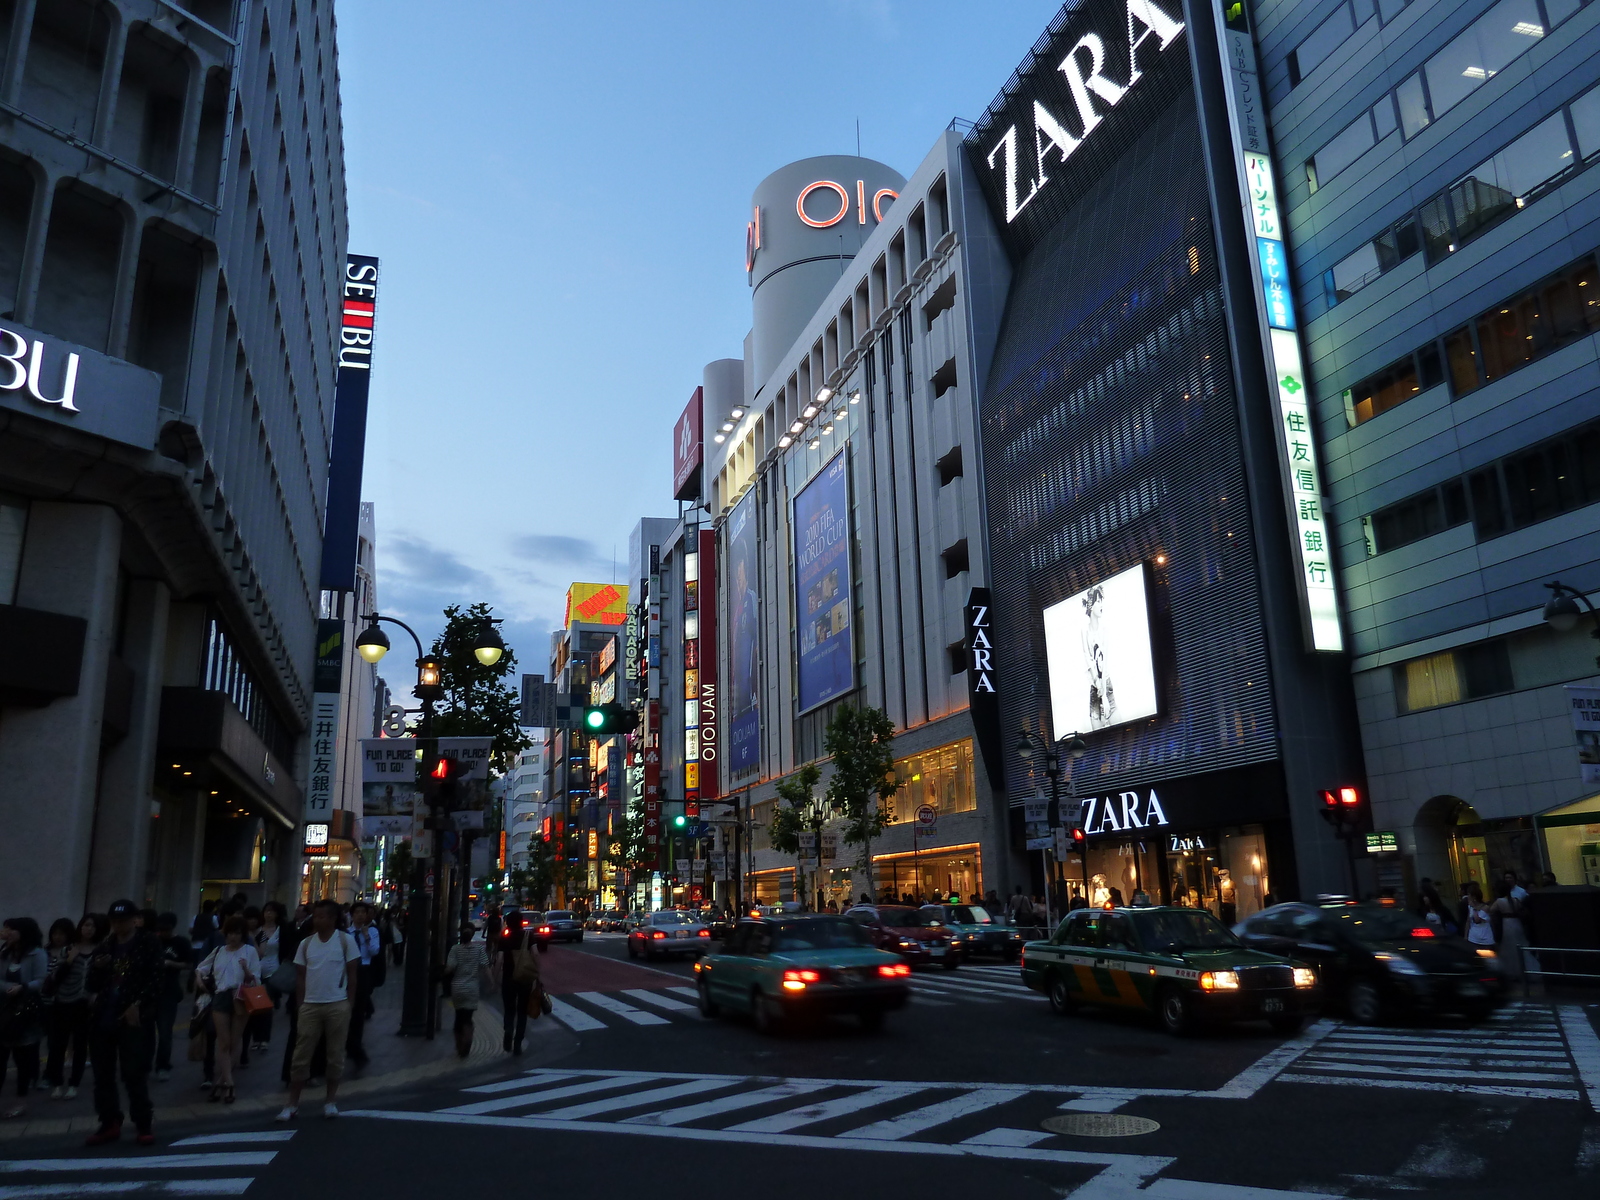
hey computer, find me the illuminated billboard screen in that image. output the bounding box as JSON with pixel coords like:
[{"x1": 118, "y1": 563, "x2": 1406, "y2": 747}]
[
  {"x1": 726, "y1": 490, "x2": 761, "y2": 773},
  {"x1": 1042, "y1": 563, "x2": 1158, "y2": 739},
  {"x1": 793, "y1": 452, "x2": 853, "y2": 714}
]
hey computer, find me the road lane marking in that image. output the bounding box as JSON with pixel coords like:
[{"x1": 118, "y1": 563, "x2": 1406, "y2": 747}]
[
  {"x1": 463, "y1": 1071, "x2": 598, "y2": 1095},
  {"x1": 169, "y1": 1133, "x2": 295, "y2": 1146},
  {"x1": 1278, "y1": 1073, "x2": 1577, "y2": 1100},
  {"x1": 1205, "y1": 1018, "x2": 1339, "y2": 1099},
  {"x1": 665, "y1": 986, "x2": 700, "y2": 1000},
  {"x1": 0, "y1": 1182, "x2": 256, "y2": 1198},
  {"x1": 573, "y1": 992, "x2": 669, "y2": 1025},
  {"x1": 1557, "y1": 1004, "x2": 1600, "y2": 1113},
  {"x1": 441, "y1": 1075, "x2": 644, "y2": 1115},
  {"x1": 546, "y1": 996, "x2": 606, "y2": 1031},
  {"x1": 538, "y1": 1078, "x2": 733, "y2": 1120},
  {"x1": 963, "y1": 1127, "x2": 1056, "y2": 1147},
  {"x1": 837, "y1": 1087, "x2": 1027, "y2": 1141},
  {"x1": 0, "y1": 1156, "x2": 276, "y2": 1174},
  {"x1": 622, "y1": 989, "x2": 700, "y2": 1014},
  {"x1": 345, "y1": 1106, "x2": 1176, "y2": 1174},
  {"x1": 622, "y1": 1080, "x2": 833, "y2": 1126},
  {"x1": 1293, "y1": 1060, "x2": 1569, "y2": 1084},
  {"x1": 727, "y1": 1085, "x2": 929, "y2": 1133}
]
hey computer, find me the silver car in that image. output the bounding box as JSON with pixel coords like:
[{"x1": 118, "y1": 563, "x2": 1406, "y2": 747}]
[
  {"x1": 537, "y1": 910, "x2": 584, "y2": 945},
  {"x1": 627, "y1": 909, "x2": 712, "y2": 960}
]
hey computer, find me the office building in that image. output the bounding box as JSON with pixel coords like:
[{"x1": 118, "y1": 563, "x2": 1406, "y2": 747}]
[
  {"x1": 1257, "y1": 0, "x2": 1600, "y2": 889},
  {"x1": 0, "y1": 0, "x2": 349, "y2": 923}
]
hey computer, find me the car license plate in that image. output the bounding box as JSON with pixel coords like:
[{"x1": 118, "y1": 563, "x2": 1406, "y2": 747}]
[
  {"x1": 1459, "y1": 982, "x2": 1485, "y2": 997},
  {"x1": 930, "y1": 946, "x2": 945, "y2": 956},
  {"x1": 1263, "y1": 998, "x2": 1284, "y2": 1014},
  {"x1": 676, "y1": 930, "x2": 689, "y2": 938}
]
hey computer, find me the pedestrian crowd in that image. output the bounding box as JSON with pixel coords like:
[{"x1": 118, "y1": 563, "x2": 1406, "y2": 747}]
[{"x1": 0, "y1": 894, "x2": 405, "y2": 1144}]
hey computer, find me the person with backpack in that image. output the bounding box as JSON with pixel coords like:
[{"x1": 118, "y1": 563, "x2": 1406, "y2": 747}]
[{"x1": 277, "y1": 900, "x2": 359, "y2": 1121}]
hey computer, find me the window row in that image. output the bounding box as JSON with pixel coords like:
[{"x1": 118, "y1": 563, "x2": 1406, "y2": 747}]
[
  {"x1": 1306, "y1": 0, "x2": 1584, "y2": 193},
  {"x1": 1327, "y1": 85, "x2": 1600, "y2": 305},
  {"x1": 1393, "y1": 639, "x2": 1514, "y2": 713},
  {"x1": 1363, "y1": 416, "x2": 1600, "y2": 554},
  {"x1": 1342, "y1": 252, "x2": 1600, "y2": 426},
  {"x1": 1288, "y1": 0, "x2": 1426, "y2": 90}
]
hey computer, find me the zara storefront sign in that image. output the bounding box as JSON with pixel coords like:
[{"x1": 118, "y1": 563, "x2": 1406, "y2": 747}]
[
  {"x1": 0, "y1": 320, "x2": 161, "y2": 448},
  {"x1": 980, "y1": 0, "x2": 1185, "y2": 225},
  {"x1": 1077, "y1": 787, "x2": 1169, "y2": 837}
]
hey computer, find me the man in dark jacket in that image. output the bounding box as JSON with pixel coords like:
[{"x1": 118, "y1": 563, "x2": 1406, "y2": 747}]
[{"x1": 84, "y1": 900, "x2": 163, "y2": 1146}]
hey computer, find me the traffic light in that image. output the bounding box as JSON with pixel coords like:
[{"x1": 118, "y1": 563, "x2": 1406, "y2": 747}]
[
  {"x1": 672, "y1": 812, "x2": 687, "y2": 829},
  {"x1": 1069, "y1": 826, "x2": 1086, "y2": 850},
  {"x1": 1319, "y1": 786, "x2": 1366, "y2": 836},
  {"x1": 433, "y1": 755, "x2": 472, "y2": 808},
  {"x1": 581, "y1": 702, "x2": 639, "y2": 734}
]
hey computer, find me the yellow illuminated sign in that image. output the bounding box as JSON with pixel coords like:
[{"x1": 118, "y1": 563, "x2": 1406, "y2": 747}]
[{"x1": 564, "y1": 582, "x2": 630, "y2": 628}]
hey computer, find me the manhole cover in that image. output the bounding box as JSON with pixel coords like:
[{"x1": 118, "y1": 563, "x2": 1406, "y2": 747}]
[
  {"x1": 1084, "y1": 1043, "x2": 1170, "y2": 1058},
  {"x1": 1042, "y1": 1113, "x2": 1161, "y2": 1138}
]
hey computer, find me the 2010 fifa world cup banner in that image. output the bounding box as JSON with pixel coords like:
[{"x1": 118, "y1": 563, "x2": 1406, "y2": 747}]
[{"x1": 793, "y1": 452, "x2": 854, "y2": 714}]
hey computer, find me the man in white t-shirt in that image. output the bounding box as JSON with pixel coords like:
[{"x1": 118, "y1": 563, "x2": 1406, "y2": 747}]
[{"x1": 277, "y1": 899, "x2": 359, "y2": 1121}]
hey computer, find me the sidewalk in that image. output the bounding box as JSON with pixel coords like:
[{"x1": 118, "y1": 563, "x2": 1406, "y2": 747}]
[{"x1": 0, "y1": 963, "x2": 530, "y2": 1141}]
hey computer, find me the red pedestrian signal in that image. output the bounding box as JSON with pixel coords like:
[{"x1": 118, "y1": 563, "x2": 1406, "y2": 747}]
[
  {"x1": 1069, "y1": 827, "x2": 1086, "y2": 849},
  {"x1": 1319, "y1": 786, "x2": 1366, "y2": 836}
]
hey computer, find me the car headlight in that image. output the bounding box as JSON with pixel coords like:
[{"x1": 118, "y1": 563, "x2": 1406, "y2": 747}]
[
  {"x1": 1293, "y1": 967, "x2": 1317, "y2": 989},
  {"x1": 897, "y1": 938, "x2": 917, "y2": 949},
  {"x1": 1377, "y1": 952, "x2": 1424, "y2": 976},
  {"x1": 1198, "y1": 970, "x2": 1240, "y2": 991},
  {"x1": 1475, "y1": 948, "x2": 1497, "y2": 959}
]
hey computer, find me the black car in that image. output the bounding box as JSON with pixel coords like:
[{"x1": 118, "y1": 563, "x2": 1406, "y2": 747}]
[
  {"x1": 535, "y1": 910, "x2": 583, "y2": 946},
  {"x1": 1236, "y1": 901, "x2": 1505, "y2": 1023}
]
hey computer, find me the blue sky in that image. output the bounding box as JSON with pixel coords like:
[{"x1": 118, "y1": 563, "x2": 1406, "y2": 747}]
[{"x1": 338, "y1": 0, "x2": 1063, "y2": 683}]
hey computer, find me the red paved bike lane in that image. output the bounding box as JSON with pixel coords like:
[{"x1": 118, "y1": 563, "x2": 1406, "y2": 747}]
[{"x1": 535, "y1": 945, "x2": 684, "y2": 995}]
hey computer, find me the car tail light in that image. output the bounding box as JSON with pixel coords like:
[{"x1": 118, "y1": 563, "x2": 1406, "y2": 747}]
[
  {"x1": 877, "y1": 963, "x2": 910, "y2": 978},
  {"x1": 698, "y1": 929, "x2": 710, "y2": 937},
  {"x1": 781, "y1": 968, "x2": 820, "y2": 992},
  {"x1": 1409, "y1": 927, "x2": 1435, "y2": 938},
  {"x1": 538, "y1": 926, "x2": 551, "y2": 934},
  {"x1": 651, "y1": 930, "x2": 665, "y2": 939}
]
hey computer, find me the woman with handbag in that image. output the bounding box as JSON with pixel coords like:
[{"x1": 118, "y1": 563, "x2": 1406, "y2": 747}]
[
  {"x1": 0, "y1": 918, "x2": 48, "y2": 1119},
  {"x1": 248, "y1": 902, "x2": 287, "y2": 1053},
  {"x1": 499, "y1": 921, "x2": 537, "y2": 1055},
  {"x1": 193, "y1": 916, "x2": 259, "y2": 1104}
]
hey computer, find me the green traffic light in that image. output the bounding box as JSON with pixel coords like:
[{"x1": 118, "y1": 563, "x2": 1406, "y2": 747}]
[
  {"x1": 584, "y1": 707, "x2": 606, "y2": 730},
  {"x1": 673, "y1": 814, "x2": 685, "y2": 827}
]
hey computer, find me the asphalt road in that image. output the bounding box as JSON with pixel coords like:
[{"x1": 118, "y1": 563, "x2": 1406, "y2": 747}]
[{"x1": 5, "y1": 933, "x2": 1599, "y2": 1199}]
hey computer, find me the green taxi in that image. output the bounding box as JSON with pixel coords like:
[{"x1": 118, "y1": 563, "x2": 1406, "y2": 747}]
[
  {"x1": 695, "y1": 914, "x2": 911, "y2": 1034},
  {"x1": 1021, "y1": 906, "x2": 1321, "y2": 1036}
]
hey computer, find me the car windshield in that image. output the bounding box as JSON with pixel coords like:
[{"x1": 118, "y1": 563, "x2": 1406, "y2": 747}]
[
  {"x1": 1132, "y1": 909, "x2": 1240, "y2": 950},
  {"x1": 652, "y1": 911, "x2": 693, "y2": 925},
  {"x1": 545, "y1": 912, "x2": 572, "y2": 921},
  {"x1": 772, "y1": 919, "x2": 873, "y2": 951},
  {"x1": 878, "y1": 907, "x2": 941, "y2": 927},
  {"x1": 1330, "y1": 906, "x2": 1432, "y2": 943},
  {"x1": 953, "y1": 906, "x2": 991, "y2": 924}
]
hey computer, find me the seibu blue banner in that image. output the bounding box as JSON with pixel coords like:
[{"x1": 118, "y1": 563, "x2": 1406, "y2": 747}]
[
  {"x1": 793, "y1": 451, "x2": 854, "y2": 713},
  {"x1": 319, "y1": 255, "x2": 379, "y2": 592}
]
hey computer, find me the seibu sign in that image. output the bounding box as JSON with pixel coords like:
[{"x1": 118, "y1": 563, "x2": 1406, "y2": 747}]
[{"x1": 979, "y1": 0, "x2": 1185, "y2": 225}]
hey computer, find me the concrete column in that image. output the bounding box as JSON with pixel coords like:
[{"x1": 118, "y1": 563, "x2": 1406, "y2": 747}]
[
  {"x1": 86, "y1": 578, "x2": 169, "y2": 911},
  {"x1": 150, "y1": 789, "x2": 206, "y2": 933},
  {"x1": 91, "y1": 9, "x2": 127, "y2": 151},
  {"x1": 0, "y1": 0, "x2": 36, "y2": 108},
  {"x1": 0, "y1": 503, "x2": 120, "y2": 922}
]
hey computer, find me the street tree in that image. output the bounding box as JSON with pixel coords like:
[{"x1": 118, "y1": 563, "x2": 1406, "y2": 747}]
[
  {"x1": 767, "y1": 763, "x2": 826, "y2": 903},
  {"x1": 825, "y1": 704, "x2": 900, "y2": 882},
  {"x1": 426, "y1": 602, "x2": 531, "y2": 775}
]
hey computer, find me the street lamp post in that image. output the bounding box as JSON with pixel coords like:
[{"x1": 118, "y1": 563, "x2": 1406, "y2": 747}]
[
  {"x1": 355, "y1": 612, "x2": 503, "y2": 1039},
  {"x1": 1016, "y1": 729, "x2": 1088, "y2": 926},
  {"x1": 1544, "y1": 581, "x2": 1600, "y2": 668}
]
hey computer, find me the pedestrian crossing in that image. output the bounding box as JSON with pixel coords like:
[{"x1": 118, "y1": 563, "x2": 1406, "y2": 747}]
[
  {"x1": 1278, "y1": 1002, "x2": 1586, "y2": 1100},
  {"x1": 348, "y1": 1067, "x2": 1171, "y2": 1171},
  {"x1": 0, "y1": 1130, "x2": 293, "y2": 1199},
  {"x1": 540, "y1": 965, "x2": 1037, "y2": 1032}
]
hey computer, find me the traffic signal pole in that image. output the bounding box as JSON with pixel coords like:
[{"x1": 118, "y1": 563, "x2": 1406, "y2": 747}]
[{"x1": 399, "y1": 697, "x2": 435, "y2": 1038}]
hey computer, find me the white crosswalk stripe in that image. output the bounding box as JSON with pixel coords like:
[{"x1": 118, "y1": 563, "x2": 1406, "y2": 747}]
[
  {"x1": 573, "y1": 992, "x2": 669, "y2": 1026},
  {"x1": 622, "y1": 988, "x2": 700, "y2": 1015},
  {"x1": 1277, "y1": 1003, "x2": 1583, "y2": 1099},
  {"x1": 0, "y1": 1133, "x2": 291, "y2": 1199}
]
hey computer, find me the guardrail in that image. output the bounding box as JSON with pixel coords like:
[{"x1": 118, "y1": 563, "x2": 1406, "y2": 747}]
[{"x1": 1517, "y1": 945, "x2": 1600, "y2": 991}]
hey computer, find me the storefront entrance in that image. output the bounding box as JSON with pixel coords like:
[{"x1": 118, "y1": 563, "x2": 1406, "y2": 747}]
[
  {"x1": 872, "y1": 844, "x2": 982, "y2": 904},
  {"x1": 1075, "y1": 825, "x2": 1272, "y2": 924}
]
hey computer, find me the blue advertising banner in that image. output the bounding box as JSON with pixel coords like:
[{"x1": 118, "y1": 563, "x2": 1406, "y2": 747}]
[
  {"x1": 793, "y1": 452, "x2": 854, "y2": 714},
  {"x1": 726, "y1": 490, "x2": 761, "y2": 773}
]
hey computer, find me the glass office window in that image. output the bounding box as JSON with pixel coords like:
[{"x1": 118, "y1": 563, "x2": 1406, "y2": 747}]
[
  {"x1": 1424, "y1": 0, "x2": 1543, "y2": 122},
  {"x1": 888, "y1": 739, "x2": 976, "y2": 823},
  {"x1": 1297, "y1": 4, "x2": 1356, "y2": 77},
  {"x1": 1314, "y1": 111, "x2": 1377, "y2": 185},
  {"x1": 1573, "y1": 85, "x2": 1600, "y2": 160},
  {"x1": 1396, "y1": 73, "x2": 1430, "y2": 138}
]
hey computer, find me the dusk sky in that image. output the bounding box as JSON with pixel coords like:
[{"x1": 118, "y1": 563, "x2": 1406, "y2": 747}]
[{"x1": 337, "y1": 1, "x2": 1062, "y2": 687}]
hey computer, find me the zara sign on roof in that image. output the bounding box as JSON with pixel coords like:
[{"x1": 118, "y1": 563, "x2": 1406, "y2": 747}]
[{"x1": 971, "y1": 0, "x2": 1186, "y2": 247}]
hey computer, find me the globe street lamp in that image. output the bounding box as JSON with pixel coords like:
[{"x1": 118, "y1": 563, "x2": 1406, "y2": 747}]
[
  {"x1": 355, "y1": 611, "x2": 504, "y2": 1036},
  {"x1": 1544, "y1": 582, "x2": 1600, "y2": 668}
]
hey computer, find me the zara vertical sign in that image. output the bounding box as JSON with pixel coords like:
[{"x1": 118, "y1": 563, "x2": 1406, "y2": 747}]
[{"x1": 965, "y1": 587, "x2": 1005, "y2": 789}]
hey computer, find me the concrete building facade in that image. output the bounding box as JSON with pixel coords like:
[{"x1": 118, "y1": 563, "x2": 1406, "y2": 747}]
[{"x1": 0, "y1": 0, "x2": 348, "y2": 925}]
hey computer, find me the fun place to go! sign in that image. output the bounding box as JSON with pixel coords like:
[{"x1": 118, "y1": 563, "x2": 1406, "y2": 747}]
[{"x1": 564, "y1": 582, "x2": 630, "y2": 628}]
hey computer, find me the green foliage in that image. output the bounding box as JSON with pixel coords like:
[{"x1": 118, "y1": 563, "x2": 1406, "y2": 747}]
[
  {"x1": 824, "y1": 704, "x2": 900, "y2": 856},
  {"x1": 426, "y1": 602, "x2": 531, "y2": 774},
  {"x1": 767, "y1": 763, "x2": 824, "y2": 855}
]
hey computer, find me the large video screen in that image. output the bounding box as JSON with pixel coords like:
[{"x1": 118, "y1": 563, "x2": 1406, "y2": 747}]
[
  {"x1": 726, "y1": 489, "x2": 761, "y2": 773},
  {"x1": 1042, "y1": 563, "x2": 1157, "y2": 738}
]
